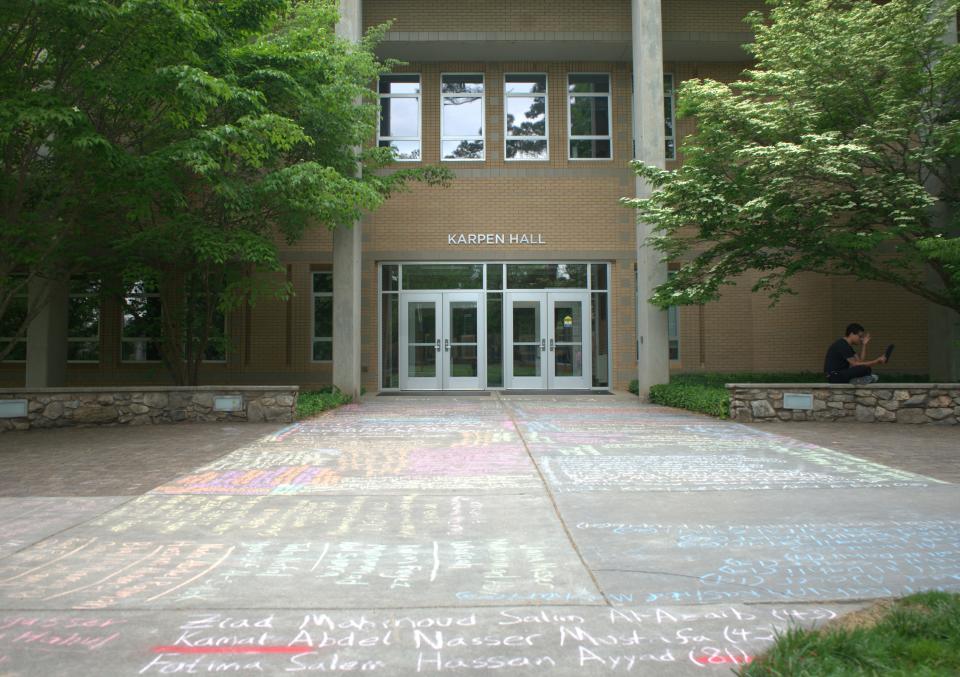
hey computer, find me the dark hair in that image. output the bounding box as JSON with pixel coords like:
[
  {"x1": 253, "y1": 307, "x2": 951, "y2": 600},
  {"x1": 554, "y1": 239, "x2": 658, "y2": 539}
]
[{"x1": 845, "y1": 323, "x2": 865, "y2": 336}]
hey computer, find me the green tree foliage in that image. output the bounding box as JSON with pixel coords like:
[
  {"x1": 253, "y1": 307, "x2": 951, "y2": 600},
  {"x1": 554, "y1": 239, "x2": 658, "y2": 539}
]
[
  {"x1": 1, "y1": 0, "x2": 449, "y2": 380},
  {"x1": 625, "y1": 0, "x2": 960, "y2": 313}
]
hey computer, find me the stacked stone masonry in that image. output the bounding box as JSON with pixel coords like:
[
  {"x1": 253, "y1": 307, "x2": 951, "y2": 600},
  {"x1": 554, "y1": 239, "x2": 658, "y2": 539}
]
[
  {"x1": 0, "y1": 386, "x2": 298, "y2": 432},
  {"x1": 728, "y1": 384, "x2": 960, "y2": 425}
]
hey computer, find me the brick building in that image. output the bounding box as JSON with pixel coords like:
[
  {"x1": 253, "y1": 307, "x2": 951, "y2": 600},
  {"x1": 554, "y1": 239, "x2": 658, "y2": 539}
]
[{"x1": 2, "y1": 0, "x2": 947, "y2": 395}]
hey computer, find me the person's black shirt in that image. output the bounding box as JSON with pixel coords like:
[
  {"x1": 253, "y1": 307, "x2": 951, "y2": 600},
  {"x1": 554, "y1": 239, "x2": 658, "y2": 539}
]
[{"x1": 824, "y1": 338, "x2": 855, "y2": 374}]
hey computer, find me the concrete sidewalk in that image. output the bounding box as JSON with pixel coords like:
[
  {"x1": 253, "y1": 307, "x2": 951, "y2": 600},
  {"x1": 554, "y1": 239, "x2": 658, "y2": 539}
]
[{"x1": 0, "y1": 393, "x2": 957, "y2": 675}]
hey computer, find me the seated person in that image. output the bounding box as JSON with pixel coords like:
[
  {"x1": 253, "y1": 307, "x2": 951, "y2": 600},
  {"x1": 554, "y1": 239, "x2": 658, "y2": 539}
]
[{"x1": 824, "y1": 323, "x2": 887, "y2": 384}]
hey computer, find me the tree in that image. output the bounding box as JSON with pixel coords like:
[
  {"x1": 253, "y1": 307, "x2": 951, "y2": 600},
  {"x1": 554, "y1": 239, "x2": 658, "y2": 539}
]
[
  {"x1": 1, "y1": 0, "x2": 449, "y2": 381},
  {"x1": 625, "y1": 0, "x2": 960, "y2": 315}
]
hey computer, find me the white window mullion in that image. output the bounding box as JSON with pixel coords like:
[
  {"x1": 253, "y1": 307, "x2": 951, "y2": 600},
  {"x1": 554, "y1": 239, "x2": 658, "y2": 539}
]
[
  {"x1": 505, "y1": 73, "x2": 548, "y2": 161},
  {"x1": 568, "y1": 73, "x2": 612, "y2": 160},
  {"x1": 664, "y1": 73, "x2": 676, "y2": 160},
  {"x1": 378, "y1": 74, "x2": 421, "y2": 161},
  {"x1": 441, "y1": 73, "x2": 485, "y2": 161}
]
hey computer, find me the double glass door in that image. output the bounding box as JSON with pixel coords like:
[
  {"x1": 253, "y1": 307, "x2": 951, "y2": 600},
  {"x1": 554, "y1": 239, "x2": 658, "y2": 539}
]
[
  {"x1": 505, "y1": 292, "x2": 591, "y2": 389},
  {"x1": 399, "y1": 292, "x2": 484, "y2": 390}
]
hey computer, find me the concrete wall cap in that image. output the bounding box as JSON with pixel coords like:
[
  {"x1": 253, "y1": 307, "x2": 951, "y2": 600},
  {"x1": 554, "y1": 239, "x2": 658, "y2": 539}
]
[
  {"x1": 725, "y1": 383, "x2": 955, "y2": 390},
  {"x1": 0, "y1": 385, "x2": 300, "y2": 394}
]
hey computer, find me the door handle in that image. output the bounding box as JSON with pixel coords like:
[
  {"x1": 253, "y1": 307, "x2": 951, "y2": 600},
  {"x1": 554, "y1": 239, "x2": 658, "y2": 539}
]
[
  {"x1": 444, "y1": 338, "x2": 450, "y2": 352},
  {"x1": 540, "y1": 338, "x2": 546, "y2": 352},
  {"x1": 435, "y1": 339, "x2": 441, "y2": 353},
  {"x1": 549, "y1": 338, "x2": 555, "y2": 352}
]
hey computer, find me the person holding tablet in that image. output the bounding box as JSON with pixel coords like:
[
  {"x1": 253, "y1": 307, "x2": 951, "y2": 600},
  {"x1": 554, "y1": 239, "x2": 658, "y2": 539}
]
[{"x1": 823, "y1": 323, "x2": 890, "y2": 384}]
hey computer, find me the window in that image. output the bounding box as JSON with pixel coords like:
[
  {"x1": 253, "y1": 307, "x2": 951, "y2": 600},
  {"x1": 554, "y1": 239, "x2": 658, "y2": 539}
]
[
  {"x1": 0, "y1": 279, "x2": 27, "y2": 361},
  {"x1": 505, "y1": 74, "x2": 548, "y2": 160},
  {"x1": 312, "y1": 271, "x2": 333, "y2": 361},
  {"x1": 568, "y1": 74, "x2": 611, "y2": 159},
  {"x1": 667, "y1": 270, "x2": 679, "y2": 360},
  {"x1": 664, "y1": 74, "x2": 676, "y2": 160},
  {"x1": 441, "y1": 74, "x2": 484, "y2": 160},
  {"x1": 68, "y1": 278, "x2": 100, "y2": 362},
  {"x1": 668, "y1": 306, "x2": 680, "y2": 361},
  {"x1": 122, "y1": 282, "x2": 162, "y2": 362},
  {"x1": 378, "y1": 74, "x2": 421, "y2": 161}
]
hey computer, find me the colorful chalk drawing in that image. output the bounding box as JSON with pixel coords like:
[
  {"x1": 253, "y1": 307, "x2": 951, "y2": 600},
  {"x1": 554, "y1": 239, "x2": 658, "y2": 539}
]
[
  {"x1": 0, "y1": 536, "x2": 597, "y2": 610},
  {"x1": 574, "y1": 520, "x2": 960, "y2": 604},
  {"x1": 0, "y1": 394, "x2": 956, "y2": 675},
  {"x1": 0, "y1": 605, "x2": 852, "y2": 674}
]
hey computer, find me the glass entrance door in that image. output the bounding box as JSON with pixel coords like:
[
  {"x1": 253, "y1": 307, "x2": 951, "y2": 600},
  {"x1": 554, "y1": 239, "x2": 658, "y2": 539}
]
[
  {"x1": 400, "y1": 293, "x2": 442, "y2": 390},
  {"x1": 443, "y1": 292, "x2": 483, "y2": 390},
  {"x1": 505, "y1": 292, "x2": 547, "y2": 389},
  {"x1": 399, "y1": 292, "x2": 484, "y2": 390},
  {"x1": 505, "y1": 292, "x2": 591, "y2": 390},
  {"x1": 548, "y1": 292, "x2": 591, "y2": 389}
]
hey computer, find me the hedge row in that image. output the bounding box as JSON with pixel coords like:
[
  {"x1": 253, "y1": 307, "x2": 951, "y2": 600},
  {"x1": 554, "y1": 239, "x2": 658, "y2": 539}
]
[{"x1": 629, "y1": 372, "x2": 930, "y2": 419}]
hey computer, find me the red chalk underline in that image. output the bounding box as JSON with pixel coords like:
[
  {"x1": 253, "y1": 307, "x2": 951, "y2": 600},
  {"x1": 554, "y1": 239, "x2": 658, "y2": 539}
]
[{"x1": 152, "y1": 646, "x2": 305, "y2": 654}]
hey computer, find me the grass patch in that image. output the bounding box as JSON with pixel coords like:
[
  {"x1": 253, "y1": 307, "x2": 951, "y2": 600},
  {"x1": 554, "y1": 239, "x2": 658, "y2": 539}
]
[
  {"x1": 630, "y1": 372, "x2": 929, "y2": 419},
  {"x1": 738, "y1": 592, "x2": 960, "y2": 676},
  {"x1": 296, "y1": 387, "x2": 353, "y2": 419}
]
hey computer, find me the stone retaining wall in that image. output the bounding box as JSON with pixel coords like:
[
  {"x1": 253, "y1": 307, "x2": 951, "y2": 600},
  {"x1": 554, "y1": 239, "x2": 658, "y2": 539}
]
[
  {"x1": 0, "y1": 386, "x2": 299, "y2": 431},
  {"x1": 727, "y1": 384, "x2": 960, "y2": 424}
]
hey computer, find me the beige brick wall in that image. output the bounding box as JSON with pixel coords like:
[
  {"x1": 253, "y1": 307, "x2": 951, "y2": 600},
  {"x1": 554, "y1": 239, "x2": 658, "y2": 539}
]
[
  {"x1": 0, "y1": 46, "x2": 933, "y2": 390},
  {"x1": 364, "y1": 0, "x2": 631, "y2": 34},
  {"x1": 363, "y1": 0, "x2": 766, "y2": 36}
]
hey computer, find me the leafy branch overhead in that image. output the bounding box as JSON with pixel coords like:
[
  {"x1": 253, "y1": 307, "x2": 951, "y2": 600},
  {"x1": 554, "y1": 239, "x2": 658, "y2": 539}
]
[
  {"x1": 624, "y1": 0, "x2": 960, "y2": 313},
  {"x1": 0, "y1": 0, "x2": 451, "y2": 378}
]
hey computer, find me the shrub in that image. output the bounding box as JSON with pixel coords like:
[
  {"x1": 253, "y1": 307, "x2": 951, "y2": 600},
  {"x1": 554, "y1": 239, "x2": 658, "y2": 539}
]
[
  {"x1": 296, "y1": 387, "x2": 353, "y2": 419},
  {"x1": 649, "y1": 383, "x2": 729, "y2": 419}
]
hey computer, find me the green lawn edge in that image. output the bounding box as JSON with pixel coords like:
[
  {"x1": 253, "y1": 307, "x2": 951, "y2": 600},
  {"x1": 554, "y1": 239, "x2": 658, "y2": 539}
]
[{"x1": 737, "y1": 592, "x2": 960, "y2": 676}]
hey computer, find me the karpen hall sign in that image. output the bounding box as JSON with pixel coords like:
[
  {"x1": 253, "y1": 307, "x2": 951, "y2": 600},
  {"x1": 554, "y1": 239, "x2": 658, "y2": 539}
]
[{"x1": 448, "y1": 232, "x2": 545, "y2": 246}]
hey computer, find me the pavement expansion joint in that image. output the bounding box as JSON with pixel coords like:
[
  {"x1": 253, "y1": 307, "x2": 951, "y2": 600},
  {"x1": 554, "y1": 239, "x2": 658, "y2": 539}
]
[{"x1": 495, "y1": 391, "x2": 612, "y2": 608}]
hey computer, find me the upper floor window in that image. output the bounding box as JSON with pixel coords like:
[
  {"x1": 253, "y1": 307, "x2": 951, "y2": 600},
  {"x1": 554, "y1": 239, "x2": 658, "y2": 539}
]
[
  {"x1": 664, "y1": 73, "x2": 676, "y2": 160},
  {"x1": 568, "y1": 74, "x2": 611, "y2": 160},
  {"x1": 378, "y1": 74, "x2": 421, "y2": 161},
  {"x1": 441, "y1": 74, "x2": 484, "y2": 161},
  {"x1": 505, "y1": 74, "x2": 548, "y2": 161},
  {"x1": 312, "y1": 271, "x2": 333, "y2": 362}
]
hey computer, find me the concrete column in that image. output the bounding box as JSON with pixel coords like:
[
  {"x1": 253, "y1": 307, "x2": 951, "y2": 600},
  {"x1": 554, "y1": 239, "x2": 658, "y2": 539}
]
[
  {"x1": 25, "y1": 276, "x2": 69, "y2": 388},
  {"x1": 332, "y1": 0, "x2": 364, "y2": 401},
  {"x1": 927, "y1": 9, "x2": 959, "y2": 382},
  {"x1": 631, "y1": 0, "x2": 670, "y2": 399}
]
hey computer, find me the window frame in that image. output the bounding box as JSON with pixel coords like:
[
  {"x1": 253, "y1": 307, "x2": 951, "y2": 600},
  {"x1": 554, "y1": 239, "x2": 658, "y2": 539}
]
[
  {"x1": 377, "y1": 73, "x2": 422, "y2": 162},
  {"x1": 311, "y1": 270, "x2": 333, "y2": 363},
  {"x1": 0, "y1": 280, "x2": 27, "y2": 363},
  {"x1": 664, "y1": 73, "x2": 676, "y2": 161},
  {"x1": 440, "y1": 72, "x2": 485, "y2": 162},
  {"x1": 567, "y1": 72, "x2": 613, "y2": 161},
  {"x1": 121, "y1": 283, "x2": 162, "y2": 363},
  {"x1": 667, "y1": 270, "x2": 679, "y2": 361},
  {"x1": 504, "y1": 72, "x2": 549, "y2": 162},
  {"x1": 67, "y1": 279, "x2": 101, "y2": 363}
]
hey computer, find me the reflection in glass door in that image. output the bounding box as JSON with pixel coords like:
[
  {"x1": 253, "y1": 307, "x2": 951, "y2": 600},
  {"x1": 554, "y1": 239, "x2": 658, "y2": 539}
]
[
  {"x1": 400, "y1": 292, "x2": 484, "y2": 390},
  {"x1": 399, "y1": 293, "x2": 442, "y2": 390},
  {"x1": 443, "y1": 292, "x2": 483, "y2": 390},
  {"x1": 505, "y1": 292, "x2": 547, "y2": 389},
  {"x1": 549, "y1": 293, "x2": 591, "y2": 389},
  {"x1": 505, "y1": 292, "x2": 591, "y2": 389}
]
